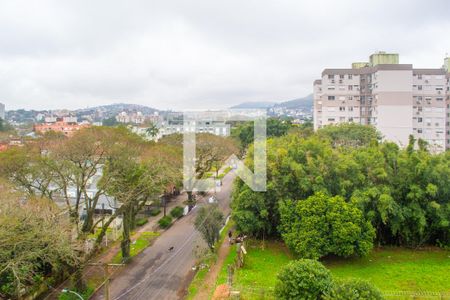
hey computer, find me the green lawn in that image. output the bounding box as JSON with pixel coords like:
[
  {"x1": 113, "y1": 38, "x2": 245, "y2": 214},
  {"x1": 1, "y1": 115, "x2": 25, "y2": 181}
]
[
  {"x1": 111, "y1": 232, "x2": 159, "y2": 263},
  {"x1": 230, "y1": 240, "x2": 292, "y2": 288},
  {"x1": 324, "y1": 247, "x2": 450, "y2": 293},
  {"x1": 217, "y1": 240, "x2": 450, "y2": 299}
]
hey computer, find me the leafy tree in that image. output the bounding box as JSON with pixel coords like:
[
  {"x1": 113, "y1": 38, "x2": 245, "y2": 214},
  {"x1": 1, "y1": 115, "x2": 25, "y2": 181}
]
[
  {"x1": 232, "y1": 125, "x2": 450, "y2": 248},
  {"x1": 231, "y1": 118, "x2": 292, "y2": 149},
  {"x1": 279, "y1": 192, "x2": 374, "y2": 259},
  {"x1": 325, "y1": 279, "x2": 384, "y2": 300},
  {"x1": 0, "y1": 127, "x2": 144, "y2": 236},
  {"x1": 0, "y1": 182, "x2": 79, "y2": 299},
  {"x1": 101, "y1": 142, "x2": 182, "y2": 261},
  {"x1": 194, "y1": 205, "x2": 224, "y2": 250},
  {"x1": 231, "y1": 181, "x2": 277, "y2": 238},
  {"x1": 274, "y1": 259, "x2": 332, "y2": 300},
  {"x1": 318, "y1": 123, "x2": 381, "y2": 148},
  {"x1": 102, "y1": 117, "x2": 118, "y2": 126},
  {"x1": 160, "y1": 133, "x2": 238, "y2": 206}
]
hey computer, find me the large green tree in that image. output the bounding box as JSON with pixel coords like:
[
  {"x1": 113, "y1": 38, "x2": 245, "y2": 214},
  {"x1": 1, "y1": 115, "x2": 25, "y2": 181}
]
[
  {"x1": 279, "y1": 192, "x2": 374, "y2": 259},
  {"x1": 194, "y1": 204, "x2": 224, "y2": 250},
  {"x1": 231, "y1": 118, "x2": 292, "y2": 149},
  {"x1": 232, "y1": 124, "x2": 450, "y2": 248},
  {"x1": 103, "y1": 142, "x2": 182, "y2": 261}
]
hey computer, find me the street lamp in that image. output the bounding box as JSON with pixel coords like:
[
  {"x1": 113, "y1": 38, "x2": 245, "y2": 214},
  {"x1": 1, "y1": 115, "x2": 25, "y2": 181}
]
[{"x1": 61, "y1": 288, "x2": 84, "y2": 300}]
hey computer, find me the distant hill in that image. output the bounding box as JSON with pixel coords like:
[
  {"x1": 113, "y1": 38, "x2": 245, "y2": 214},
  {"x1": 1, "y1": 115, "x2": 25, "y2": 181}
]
[
  {"x1": 6, "y1": 103, "x2": 160, "y2": 124},
  {"x1": 274, "y1": 94, "x2": 313, "y2": 109},
  {"x1": 230, "y1": 101, "x2": 277, "y2": 109},
  {"x1": 76, "y1": 103, "x2": 159, "y2": 114},
  {"x1": 230, "y1": 94, "x2": 313, "y2": 110}
]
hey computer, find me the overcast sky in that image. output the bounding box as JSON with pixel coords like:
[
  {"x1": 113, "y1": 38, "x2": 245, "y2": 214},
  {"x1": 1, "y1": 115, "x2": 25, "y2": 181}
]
[{"x1": 1, "y1": 0, "x2": 449, "y2": 111}]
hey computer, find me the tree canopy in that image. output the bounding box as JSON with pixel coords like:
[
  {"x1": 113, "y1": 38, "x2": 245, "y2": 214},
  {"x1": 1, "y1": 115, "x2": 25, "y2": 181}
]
[
  {"x1": 279, "y1": 193, "x2": 374, "y2": 259},
  {"x1": 232, "y1": 124, "x2": 450, "y2": 250},
  {"x1": 0, "y1": 182, "x2": 79, "y2": 299}
]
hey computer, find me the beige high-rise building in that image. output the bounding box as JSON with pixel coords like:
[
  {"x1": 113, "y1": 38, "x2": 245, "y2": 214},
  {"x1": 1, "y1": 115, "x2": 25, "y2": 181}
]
[{"x1": 313, "y1": 52, "x2": 450, "y2": 152}]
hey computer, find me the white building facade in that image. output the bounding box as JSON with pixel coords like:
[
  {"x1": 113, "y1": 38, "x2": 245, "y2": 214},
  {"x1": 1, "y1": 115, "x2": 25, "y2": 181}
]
[{"x1": 314, "y1": 53, "x2": 450, "y2": 152}]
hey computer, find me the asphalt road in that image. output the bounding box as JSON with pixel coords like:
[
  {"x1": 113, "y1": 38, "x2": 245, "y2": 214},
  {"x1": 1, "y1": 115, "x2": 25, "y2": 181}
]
[{"x1": 92, "y1": 172, "x2": 235, "y2": 300}]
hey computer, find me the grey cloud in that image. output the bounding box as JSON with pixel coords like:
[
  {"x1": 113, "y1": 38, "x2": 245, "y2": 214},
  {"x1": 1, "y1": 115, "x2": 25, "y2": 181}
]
[{"x1": 0, "y1": 0, "x2": 449, "y2": 110}]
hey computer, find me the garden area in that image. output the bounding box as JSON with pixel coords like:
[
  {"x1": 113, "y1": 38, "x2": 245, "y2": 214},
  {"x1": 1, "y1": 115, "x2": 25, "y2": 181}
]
[
  {"x1": 217, "y1": 240, "x2": 450, "y2": 299},
  {"x1": 227, "y1": 124, "x2": 450, "y2": 299}
]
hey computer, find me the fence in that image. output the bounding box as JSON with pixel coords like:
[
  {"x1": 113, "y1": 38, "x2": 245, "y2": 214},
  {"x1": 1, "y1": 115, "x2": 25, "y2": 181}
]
[
  {"x1": 229, "y1": 287, "x2": 450, "y2": 300},
  {"x1": 383, "y1": 291, "x2": 450, "y2": 299}
]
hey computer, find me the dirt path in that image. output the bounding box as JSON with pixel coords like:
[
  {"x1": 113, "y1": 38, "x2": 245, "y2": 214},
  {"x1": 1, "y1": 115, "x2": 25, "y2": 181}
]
[{"x1": 194, "y1": 235, "x2": 232, "y2": 300}]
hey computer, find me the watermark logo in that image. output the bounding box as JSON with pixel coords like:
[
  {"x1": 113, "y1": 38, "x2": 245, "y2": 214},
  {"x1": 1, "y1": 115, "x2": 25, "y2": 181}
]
[{"x1": 183, "y1": 109, "x2": 267, "y2": 192}]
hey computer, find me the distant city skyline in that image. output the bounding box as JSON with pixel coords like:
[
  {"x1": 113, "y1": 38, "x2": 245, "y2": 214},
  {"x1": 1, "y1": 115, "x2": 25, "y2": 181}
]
[{"x1": 0, "y1": 0, "x2": 449, "y2": 111}]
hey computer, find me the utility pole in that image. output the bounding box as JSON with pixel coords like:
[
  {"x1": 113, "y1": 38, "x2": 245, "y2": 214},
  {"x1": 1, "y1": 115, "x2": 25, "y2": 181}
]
[{"x1": 88, "y1": 263, "x2": 124, "y2": 300}]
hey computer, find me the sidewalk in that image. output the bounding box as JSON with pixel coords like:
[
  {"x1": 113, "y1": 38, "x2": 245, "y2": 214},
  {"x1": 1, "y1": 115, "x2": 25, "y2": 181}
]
[{"x1": 96, "y1": 192, "x2": 189, "y2": 264}]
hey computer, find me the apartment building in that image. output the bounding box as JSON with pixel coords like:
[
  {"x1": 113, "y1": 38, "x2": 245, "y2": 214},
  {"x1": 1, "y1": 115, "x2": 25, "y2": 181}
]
[{"x1": 314, "y1": 52, "x2": 450, "y2": 152}]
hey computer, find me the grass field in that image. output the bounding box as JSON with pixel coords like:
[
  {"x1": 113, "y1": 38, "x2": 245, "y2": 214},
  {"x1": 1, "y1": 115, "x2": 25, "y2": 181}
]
[
  {"x1": 111, "y1": 231, "x2": 159, "y2": 263},
  {"x1": 325, "y1": 247, "x2": 450, "y2": 292},
  {"x1": 217, "y1": 240, "x2": 450, "y2": 298}
]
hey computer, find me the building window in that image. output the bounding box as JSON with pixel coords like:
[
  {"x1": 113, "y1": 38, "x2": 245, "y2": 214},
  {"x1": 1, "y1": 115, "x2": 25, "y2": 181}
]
[
  {"x1": 418, "y1": 85, "x2": 423, "y2": 90},
  {"x1": 328, "y1": 75, "x2": 334, "y2": 80},
  {"x1": 328, "y1": 96, "x2": 335, "y2": 100},
  {"x1": 339, "y1": 75, "x2": 345, "y2": 79},
  {"x1": 348, "y1": 96, "x2": 353, "y2": 100},
  {"x1": 348, "y1": 74, "x2": 353, "y2": 79},
  {"x1": 418, "y1": 74, "x2": 422, "y2": 79},
  {"x1": 348, "y1": 85, "x2": 353, "y2": 91},
  {"x1": 339, "y1": 107, "x2": 345, "y2": 111},
  {"x1": 328, "y1": 86, "x2": 335, "y2": 90},
  {"x1": 418, "y1": 128, "x2": 423, "y2": 133},
  {"x1": 418, "y1": 117, "x2": 423, "y2": 123}
]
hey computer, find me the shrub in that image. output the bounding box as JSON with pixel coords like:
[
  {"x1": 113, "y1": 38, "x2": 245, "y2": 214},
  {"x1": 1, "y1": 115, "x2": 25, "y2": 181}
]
[
  {"x1": 135, "y1": 217, "x2": 148, "y2": 227},
  {"x1": 275, "y1": 259, "x2": 332, "y2": 300},
  {"x1": 170, "y1": 206, "x2": 184, "y2": 219},
  {"x1": 158, "y1": 216, "x2": 173, "y2": 229},
  {"x1": 325, "y1": 279, "x2": 384, "y2": 300},
  {"x1": 149, "y1": 208, "x2": 161, "y2": 216}
]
